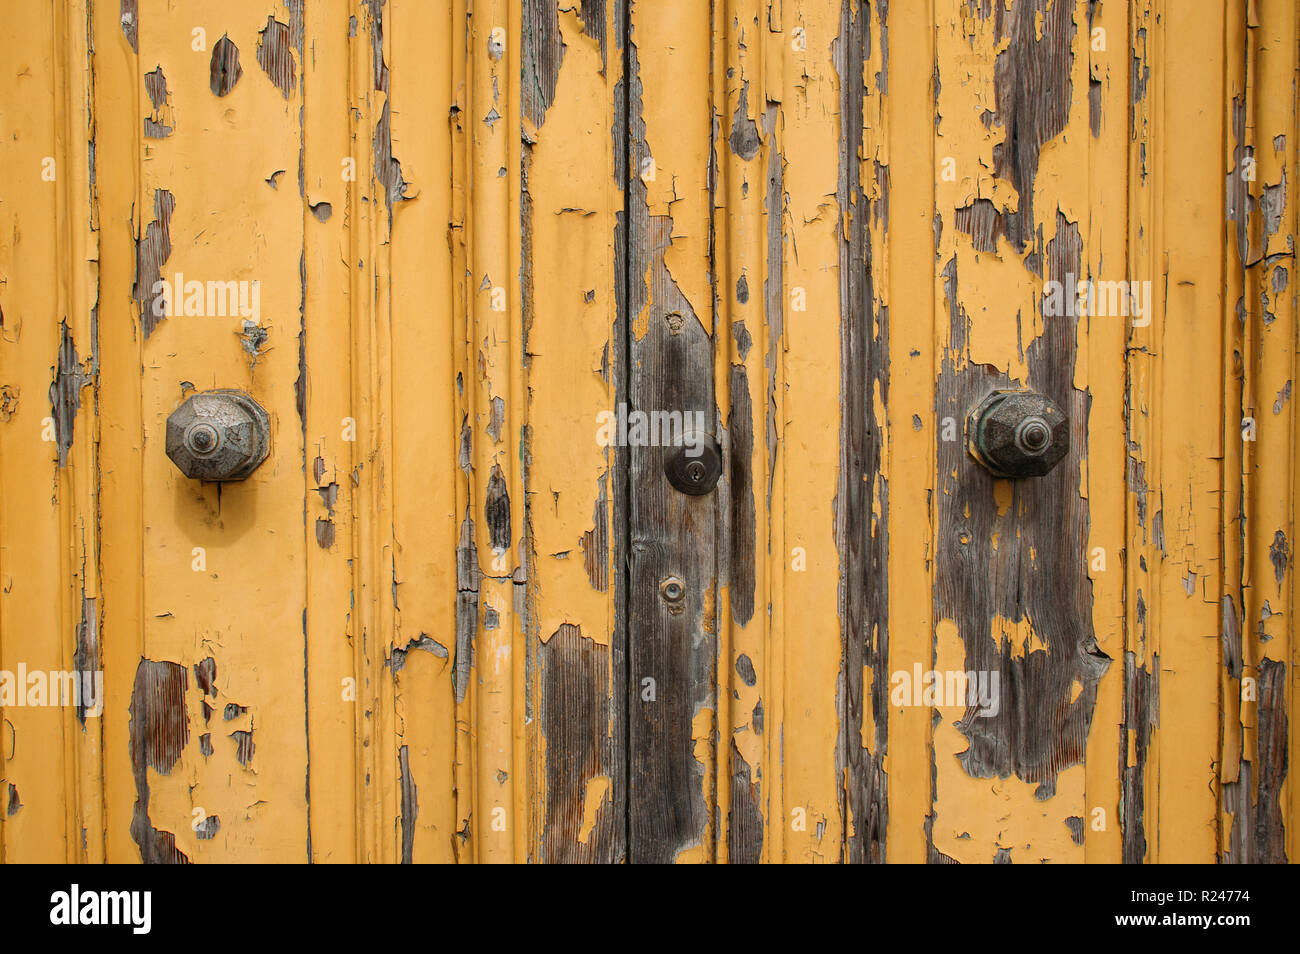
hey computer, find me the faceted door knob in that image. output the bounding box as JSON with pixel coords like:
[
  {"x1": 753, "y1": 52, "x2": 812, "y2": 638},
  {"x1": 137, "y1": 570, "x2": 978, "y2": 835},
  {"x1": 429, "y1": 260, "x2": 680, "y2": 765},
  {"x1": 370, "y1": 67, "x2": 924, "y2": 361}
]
[
  {"x1": 165, "y1": 389, "x2": 271, "y2": 482},
  {"x1": 966, "y1": 389, "x2": 1069, "y2": 478}
]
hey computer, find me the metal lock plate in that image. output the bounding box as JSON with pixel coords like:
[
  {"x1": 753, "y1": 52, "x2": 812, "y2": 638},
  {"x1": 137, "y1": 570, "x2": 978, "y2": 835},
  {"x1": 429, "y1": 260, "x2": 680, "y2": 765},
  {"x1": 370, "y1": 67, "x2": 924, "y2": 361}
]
[{"x1": 664, "y1": 435, "x2": 723, "y2": 495}]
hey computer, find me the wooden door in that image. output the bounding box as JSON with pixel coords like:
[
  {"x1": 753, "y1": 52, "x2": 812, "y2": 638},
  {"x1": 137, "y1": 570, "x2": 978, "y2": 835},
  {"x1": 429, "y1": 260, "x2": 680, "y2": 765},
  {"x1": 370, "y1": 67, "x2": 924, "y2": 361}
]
[{"x1": 0, "y1": 0, "x2": 1295, "y2": 864}]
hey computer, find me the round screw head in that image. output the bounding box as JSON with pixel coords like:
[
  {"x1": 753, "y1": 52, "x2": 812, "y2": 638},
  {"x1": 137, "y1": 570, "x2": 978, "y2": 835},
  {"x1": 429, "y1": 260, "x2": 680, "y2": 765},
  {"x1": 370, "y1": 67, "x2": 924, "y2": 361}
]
[
  {"x1": 166, "y1": 389, "x2": 271, "y2": 482},
  {"x1": 966, "y1": 389, "x2": 1069, "y2": 478}
]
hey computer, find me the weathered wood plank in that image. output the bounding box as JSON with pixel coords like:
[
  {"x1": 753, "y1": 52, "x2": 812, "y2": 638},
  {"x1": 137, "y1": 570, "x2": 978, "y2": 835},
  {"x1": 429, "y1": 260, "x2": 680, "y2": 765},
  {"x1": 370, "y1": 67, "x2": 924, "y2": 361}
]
[
  {"x1": 623, "y1": 0, "x2": 719, "y2": 862},
  {"x1": 712, "y1": 0, "x2": 771, "y2": 867},
  {"x1": 929, "y1": 0, "x2": 1113, "y2": 864},
  {"x1": 526, "y1": 0, "x2": 625, "y2": 864},
  {"x1": 833, "y1": 0, "x2": 888, "y2": 865}
]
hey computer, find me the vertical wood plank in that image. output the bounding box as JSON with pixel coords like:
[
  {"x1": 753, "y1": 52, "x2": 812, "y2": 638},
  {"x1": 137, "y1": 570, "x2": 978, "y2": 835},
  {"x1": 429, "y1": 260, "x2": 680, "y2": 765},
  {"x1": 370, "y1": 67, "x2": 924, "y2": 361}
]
[
  {"x1": 0, "y1": 0, "x2": 78, "y2": 861},
  {"x1": 775, "y1": 0, "x2": 851, "y2": 863},
  {"x1": 929, "y1": 0, "x2": 1116, "y2": 864},
  {"x1": 385, "y1": 0, "x2": 461, "y2": 866},
  {"x1": 882, "y1": 0, "x2": 937, "y2": 865},
  {"x1": 712, "y1": 0, "x2": 772, "y2": 867},
  {"x1": 1125, "y1": 0, "x2": 1226, "y2": 863},
  {"x1": 624, "y1": 0, "x2": 719, "y2": 863},
  {"x1": 453, "y1": 0, "x2": 526, "y2": 863},
  {"x1": 525, "y1": 0, "x2": 626, "y2": 864},
  {"x1": 91, "y1": 0, "x2": 149, "y2": 866},
  {"x1": 833, "y1": 0, "x2": 889, "y2": 864},
  {"x1": 104, "y1": 0, "x2": 311, "y2": 862},
  {"x1": 1081, "y1": 0, "x2": 1128, "y2": 865},
  {"x1": 1221, "y1": 0, "x2": 1297, "y2": 864},
  {"x1": 302, "y1": 0, "x2": 360, "y2": 863}
]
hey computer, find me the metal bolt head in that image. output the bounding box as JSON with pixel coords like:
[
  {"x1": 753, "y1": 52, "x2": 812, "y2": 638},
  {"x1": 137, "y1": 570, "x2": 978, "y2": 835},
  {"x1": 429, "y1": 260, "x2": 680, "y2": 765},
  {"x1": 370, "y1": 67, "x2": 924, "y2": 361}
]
[
  {"x1": 664, "y1": 433, "x2": 723, "y2": 496},
  {"x1": 165, "y1": 389, "x2": 271, "y2": 481},
  {"x1": 185, "y1": 422, "x2": 222, "y2": 456},
  {"x1": 1014, "y1": 416, "x2": 1052, "y2": 455},
  {"x1": 966, "y1": 389, "x2": 1069, "y2": 478}
]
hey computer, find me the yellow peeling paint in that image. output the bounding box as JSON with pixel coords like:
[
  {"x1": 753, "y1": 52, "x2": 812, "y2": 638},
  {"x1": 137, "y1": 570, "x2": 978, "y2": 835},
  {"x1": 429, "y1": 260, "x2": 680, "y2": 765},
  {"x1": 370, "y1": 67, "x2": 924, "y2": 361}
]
[
  {"x1": 993, "y1": 613, "x2": 1047, "y2": 660},
  {"x1": 577, "y1": 775, "x2": 611, "y2": 845},
  {"x1": 934, "y1": 617, "x2": 1085, "y2": 863},
  {"x1": 0, "y1": 0, "x2": 1294, "y2": 865}
]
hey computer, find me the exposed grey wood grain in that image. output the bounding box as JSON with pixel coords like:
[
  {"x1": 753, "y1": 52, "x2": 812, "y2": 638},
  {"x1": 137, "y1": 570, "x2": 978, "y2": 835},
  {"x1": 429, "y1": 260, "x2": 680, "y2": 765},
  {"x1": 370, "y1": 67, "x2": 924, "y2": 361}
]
[
  {"x1": 833, "y1": 0, "x2": 889, "y2": 865},
  {"x1": 617, "y1": 24, "x2": 717, "y2": 862}
]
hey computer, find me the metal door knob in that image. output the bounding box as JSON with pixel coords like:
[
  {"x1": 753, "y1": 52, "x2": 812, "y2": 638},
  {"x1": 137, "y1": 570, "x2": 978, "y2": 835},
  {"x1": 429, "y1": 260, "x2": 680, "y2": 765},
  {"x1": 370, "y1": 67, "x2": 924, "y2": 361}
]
[
  {"x1": 966, "y1": 389, "x2": 1069, "y2": 478},
  {"x1": 165, "y1": 389, "x2": 271, "y2": 481}
]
